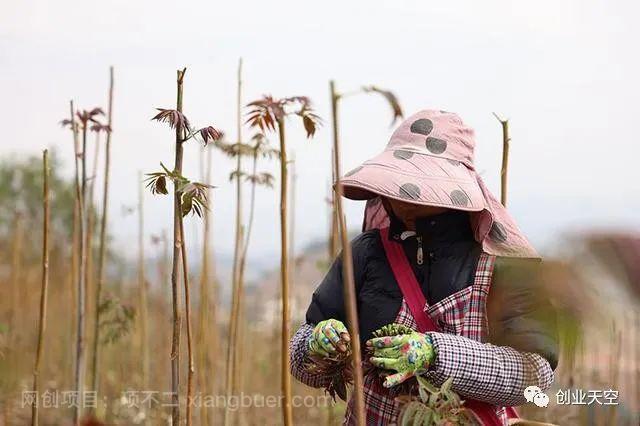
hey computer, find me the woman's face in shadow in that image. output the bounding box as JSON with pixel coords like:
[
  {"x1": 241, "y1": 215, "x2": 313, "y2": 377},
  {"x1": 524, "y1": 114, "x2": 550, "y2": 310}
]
[{"x1": 384, "y1": 198, "x2": 450, "y2": 229}]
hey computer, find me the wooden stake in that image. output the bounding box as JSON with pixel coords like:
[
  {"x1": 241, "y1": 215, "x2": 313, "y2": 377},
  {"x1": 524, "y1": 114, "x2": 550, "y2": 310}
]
[
  {"x1": 72, "y1": 99, "x2": 87, "y2": 426},
  {"x1": 170, "y1": 68, "x2": 186, "y2": 426},
  {"x1": 31, "y1": 149, "x2": 50, "y2": 426},
  {"x1": 91, "y1": 66, "x2": 114, "y2": 400},
  {"x1": 277, "y1": 116, "x2": 294, "y2": 426},
  {"x1": 329, "y1": 80, "x2": 366, "y2": 426}
]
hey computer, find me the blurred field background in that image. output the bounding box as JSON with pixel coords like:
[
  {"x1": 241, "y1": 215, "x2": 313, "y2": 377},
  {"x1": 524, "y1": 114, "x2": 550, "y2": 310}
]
[{"x1": 2, "y1": 1, "x2": 640, "y2": 425}]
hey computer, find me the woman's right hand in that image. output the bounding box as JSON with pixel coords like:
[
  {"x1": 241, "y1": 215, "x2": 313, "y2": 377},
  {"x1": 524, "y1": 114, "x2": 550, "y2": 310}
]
[{"x1": 308, "y1": 319, "x2": 351, "y2": 357}]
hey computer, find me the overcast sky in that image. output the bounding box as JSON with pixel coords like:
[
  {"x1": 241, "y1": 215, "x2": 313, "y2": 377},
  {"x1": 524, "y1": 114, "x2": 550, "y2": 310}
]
[{"x1": 2, "y1": 0, "x2": 639, "y2": 267}]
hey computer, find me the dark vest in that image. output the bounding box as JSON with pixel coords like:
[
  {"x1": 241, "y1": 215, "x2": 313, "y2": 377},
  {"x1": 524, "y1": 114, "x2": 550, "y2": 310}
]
[{"x1": 304, "y1": 210, "x2": 558, "y2": 369}]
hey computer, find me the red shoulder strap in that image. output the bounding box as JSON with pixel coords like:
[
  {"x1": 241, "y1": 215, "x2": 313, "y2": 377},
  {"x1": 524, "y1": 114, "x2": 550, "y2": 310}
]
[
  {"x1": 379, "y1": 227, "x2": 438, "y2": 333},
  {"x1": 379, "y1": 227, "x2": 514, "y2": 426}
]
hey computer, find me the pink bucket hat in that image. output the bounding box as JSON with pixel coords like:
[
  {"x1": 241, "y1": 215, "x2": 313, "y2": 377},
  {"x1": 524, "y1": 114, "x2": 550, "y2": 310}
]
[{"x1": 339, "y1": 109, "x2": 539, "y2": 258}]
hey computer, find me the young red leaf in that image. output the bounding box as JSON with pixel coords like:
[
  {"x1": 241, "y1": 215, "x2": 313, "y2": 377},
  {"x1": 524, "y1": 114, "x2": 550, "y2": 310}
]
[
  {"x1": 199, "y1": 126, "x2": 224, "y2": 145},
  {"x1": 152, "y1": 108, "x2": 191, "y2": 133}
]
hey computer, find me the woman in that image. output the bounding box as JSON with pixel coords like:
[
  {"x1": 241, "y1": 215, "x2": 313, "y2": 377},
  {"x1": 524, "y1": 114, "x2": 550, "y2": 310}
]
[{"x1": 290, "y1": 110, "x2": 558, "y2": 425}]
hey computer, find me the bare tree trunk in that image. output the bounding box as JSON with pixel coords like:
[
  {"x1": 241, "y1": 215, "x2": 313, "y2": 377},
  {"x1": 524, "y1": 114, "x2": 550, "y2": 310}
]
[
  {"x1": 170, "y1": 68, "x2": 187, "y2": 426},
  {"x1": 31, "y1": 149, "x2": 50, "y2": 426},
  {"x1": 65, "y1": 131, "x2": 80, "y2": 392},
  {"x1": 85, "y1": 131, "x2": 100, "y2": 334},
  {"x1": 493, "y1": 113, "x2": 510, "y2": 207},
  {"x1": 72, "y1": 100, "x2": 87, "y2": 426},
  {"x1": 234, "y1": 144, "x2": 261, "y2": 417},
  {"x1": 277, "y1": 117, "x2": 293, "y2": 426},
  {"x1": 198, "y1": 145, "x2": 214, "y2": 426},
  {"x1": 224, "y1": 57, "x2": 244, "y2": 426},
  {"x1": 83, "y1": 130, "x2": 100, "y2": 402},
  {"x1": 91, "y1": 65, "x2": 114, "y2": 403},
  {"x1": 329, "y1": 80, "x2": 366, "y2": 426},
  {"x1": 289, "y1": 153, "x2": 297, "y2": 279}
]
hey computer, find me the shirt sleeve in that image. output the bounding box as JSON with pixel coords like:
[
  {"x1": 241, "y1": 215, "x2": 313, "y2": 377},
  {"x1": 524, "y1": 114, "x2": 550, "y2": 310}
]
[
  {"x1": 423, "y1": 258, "x2": 558, "y2": 406},
  {"x1": 424, "y1": 332, "x2": 554, "y2": 407}
]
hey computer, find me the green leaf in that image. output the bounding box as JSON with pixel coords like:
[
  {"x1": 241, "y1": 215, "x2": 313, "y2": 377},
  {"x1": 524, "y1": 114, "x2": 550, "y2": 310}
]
[
  {"x1": 416, "y1": 376, "x2": 438, "y2": 393},
  {"x1": 428, "y1": 392, "x2": 438, "y2": 407},
  {"x1": 441, "y1": 377, "x2": 453, "y2": 393},
  {"x1": 412, "y1": 409, "x2": 426, "y2": 426},
  {"x1": 423, "y1": 408, "x2": 433, "y2": 425},
  {"x1": 160, "y1": 162, "x2": 173, "y2": 175},
  {"x1": 418, "y1": 381, "x2": 429, "y2": 403},
  {"x1": 401, "y1": 402, "x2": 421, "y2": 426}
]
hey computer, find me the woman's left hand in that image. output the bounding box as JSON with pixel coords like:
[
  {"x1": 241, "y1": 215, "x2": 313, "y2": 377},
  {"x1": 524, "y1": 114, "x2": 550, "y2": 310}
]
[{"x1": 366, "y1": 332, "x2": 436, "y2": 388}]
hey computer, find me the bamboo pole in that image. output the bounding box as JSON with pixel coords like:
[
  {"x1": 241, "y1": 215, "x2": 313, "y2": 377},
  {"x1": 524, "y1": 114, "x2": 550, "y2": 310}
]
[
  {"x1": 493, "y1": 113, "x2": 510, "y2": 207},
  {"x1": 90, "y1": 66, "x2": 114, "y2": 398},
  {"x1": 31, "y1": 149, "x2": 50, "y2": 426},
  {"x1": 169, "y1": 68, "x2": 186, "y2": 425},
  {"x1": 329, "y1": 80, "x2": 366, "y2": 425},
  {"x1": 277, "y1": 116, "x2": 293, "y2": 426}
]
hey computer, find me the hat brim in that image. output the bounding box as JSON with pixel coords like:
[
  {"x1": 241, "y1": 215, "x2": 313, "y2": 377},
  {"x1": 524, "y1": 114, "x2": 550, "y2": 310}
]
[{"x1": 338, "y1": 148, "x2": 485, "y2": 212}]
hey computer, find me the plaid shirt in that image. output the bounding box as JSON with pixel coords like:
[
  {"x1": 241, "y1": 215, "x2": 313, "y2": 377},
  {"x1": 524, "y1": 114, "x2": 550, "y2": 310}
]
[{"x1": 290, "y1": 253, "x2": 554, "y2": 425}]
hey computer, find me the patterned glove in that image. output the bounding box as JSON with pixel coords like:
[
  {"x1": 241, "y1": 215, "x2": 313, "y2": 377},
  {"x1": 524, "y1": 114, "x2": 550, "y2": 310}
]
[
  {"x1": 308, "y1": 319, "x2": 351, "y2": 357},
  {"x1": 366, "y1": 332, "x2": 436, "y2": 388}
]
